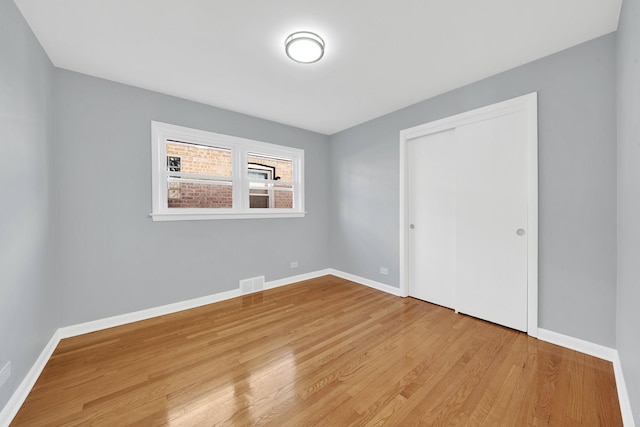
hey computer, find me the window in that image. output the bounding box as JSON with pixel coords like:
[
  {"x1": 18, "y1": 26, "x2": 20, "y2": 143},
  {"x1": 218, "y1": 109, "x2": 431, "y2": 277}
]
[{"x1": 151, "y1": 121, "x2": 305, "y2": 221}]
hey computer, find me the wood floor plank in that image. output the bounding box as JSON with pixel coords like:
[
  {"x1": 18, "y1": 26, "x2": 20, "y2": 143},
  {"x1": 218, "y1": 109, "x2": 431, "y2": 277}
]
[{"x1": 11, "y1": 276, "x2": 622, "y2": 426}]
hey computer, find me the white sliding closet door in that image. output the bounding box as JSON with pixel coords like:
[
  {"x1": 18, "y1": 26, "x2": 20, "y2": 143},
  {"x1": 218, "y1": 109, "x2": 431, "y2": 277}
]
[
  {"x1": 403, "y1": 93, "x2": 536, "y2": 334},
  {"x1": 407, "y1": 130, "x2": 457, "y2": 309},
  {"x1": 455, "y1": 111, "x2": 528, "y2": 331}
]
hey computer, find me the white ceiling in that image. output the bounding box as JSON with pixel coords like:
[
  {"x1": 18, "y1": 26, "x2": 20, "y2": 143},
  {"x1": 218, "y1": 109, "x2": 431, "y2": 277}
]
[{"x1": 15, "y1": 0, "x2": 621, "y2": 135}]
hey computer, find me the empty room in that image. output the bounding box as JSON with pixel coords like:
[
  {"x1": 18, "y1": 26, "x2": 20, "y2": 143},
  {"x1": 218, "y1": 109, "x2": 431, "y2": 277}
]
[{"x1": 1, "y1": 0, "x2": 638, "y2": 425}]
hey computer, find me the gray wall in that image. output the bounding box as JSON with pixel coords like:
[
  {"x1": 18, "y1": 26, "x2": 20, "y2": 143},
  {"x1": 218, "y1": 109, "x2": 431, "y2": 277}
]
[
  {"x1": 330, "y1": 34, "x2": 618, "y2": 347},
  {"x1": 54, "y1": 70, "x2": 331, "y2": 326},
  {"x1": 0, "y1": 0, "x2": 57, "y2": 412},
  {"x1": 617, "y1": 0, "x2": 640, "y2": 422}
]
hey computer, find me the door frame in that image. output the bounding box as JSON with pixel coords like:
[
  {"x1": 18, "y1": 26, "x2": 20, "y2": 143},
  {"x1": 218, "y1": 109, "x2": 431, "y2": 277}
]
[{"x1": 399, "y1": 92, "x2": 539, "y2": 337}]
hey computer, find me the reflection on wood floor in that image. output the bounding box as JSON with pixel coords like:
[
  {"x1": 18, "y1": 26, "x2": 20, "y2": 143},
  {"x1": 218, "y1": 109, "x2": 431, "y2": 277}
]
[{"x1": 12, "y1": 275, "x2": 622, "y2": 426}]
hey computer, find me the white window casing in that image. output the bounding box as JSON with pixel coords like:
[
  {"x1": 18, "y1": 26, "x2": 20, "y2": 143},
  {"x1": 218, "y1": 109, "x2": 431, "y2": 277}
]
[{"x1": 151, "y1": 121, "x2": 305, "y2": 221}]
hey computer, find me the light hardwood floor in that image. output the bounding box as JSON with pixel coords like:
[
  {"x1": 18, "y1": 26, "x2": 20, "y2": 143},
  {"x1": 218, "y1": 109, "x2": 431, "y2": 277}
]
[{"x1": 12, "y1": 276, "x2": 622, "y2": 426}]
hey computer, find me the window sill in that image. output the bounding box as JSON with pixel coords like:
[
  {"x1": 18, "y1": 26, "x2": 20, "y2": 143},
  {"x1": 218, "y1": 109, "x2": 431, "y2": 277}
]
[{"x1": 150, "y1": 211, "x2": 306, "y2": 221}]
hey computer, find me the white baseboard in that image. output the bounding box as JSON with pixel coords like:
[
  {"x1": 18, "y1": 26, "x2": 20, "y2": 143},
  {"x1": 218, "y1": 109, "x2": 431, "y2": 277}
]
[
  {"x1": 537, "y1": 328, "x2": 635, "y2": 427},
  {"x1": 264, "y1": 269, "x2": 332, "y2": 290},
  {"x1": 57, "y1": 269, "x2": 375, "y2": 340},
  {"x1": 0, "y1": 331, "x2": 61, "y2": 427},
  {"x1": 613, "y1": 352, "x2": 636, "y2": 427},
  {"x1": 537, "y1": 328, "x2": 617, "y2": 361},
  {"x1": 59, "y1": 269, "x2": 332, "y2": 339},
  {"x1": 58, "y1": 288, "x2": 243, "y2": 339},
  {"x1": 329, "y1": 269, "x2": 402, "y2": 296}
]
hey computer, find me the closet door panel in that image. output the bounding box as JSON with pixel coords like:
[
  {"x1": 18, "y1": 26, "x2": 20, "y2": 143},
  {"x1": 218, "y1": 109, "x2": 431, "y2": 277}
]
[
  {"x1": 407, "y1": 130, "x2": 456, "y2": 309},
  {"x1": 455, "y1": 111, "x2": 529, "y2": 331}
]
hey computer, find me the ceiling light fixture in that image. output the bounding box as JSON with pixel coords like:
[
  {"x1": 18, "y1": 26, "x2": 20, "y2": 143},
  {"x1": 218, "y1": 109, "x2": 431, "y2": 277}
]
[{"x1": 285, "y1": 31, "x2": 325, "y2": 64}]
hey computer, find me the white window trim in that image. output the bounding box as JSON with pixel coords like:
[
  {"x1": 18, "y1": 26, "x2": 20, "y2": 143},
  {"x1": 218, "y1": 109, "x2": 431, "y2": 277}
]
[{"x1": 151, "y1": 121, "x2": 305, "y2": 221}]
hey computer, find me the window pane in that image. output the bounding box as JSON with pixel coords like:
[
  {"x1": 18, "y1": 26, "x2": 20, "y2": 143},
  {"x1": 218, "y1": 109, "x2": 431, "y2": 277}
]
[
  {"x1": 248, "y1": 170, "x2": 270, "y2": 180},
  {"x1": 274, "y1": 184, "x2": 293, "y2": 209},
  {"x1": 168, "y1": 180, "x2": 232, "y2": 208},
  {"x1": 247, "y1": 153, "x2": 292, "y2": 181},
  {"x1": 248, "y1": 182, "x2": 293, "y2": 209},
  {"x1": 167, "y1": 141, "x2": 232, "y2": 176},
  {"x1": 249, "y1": 181, "x2": 269, "y2": 208},
  {"x1": 249, "y1": 193, "x2": 269, "y2": 208}
]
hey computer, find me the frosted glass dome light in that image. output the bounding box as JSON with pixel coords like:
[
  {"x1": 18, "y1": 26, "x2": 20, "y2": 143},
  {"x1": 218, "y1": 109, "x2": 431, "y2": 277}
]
[{"x1": 285, "y1": 31, "x2": 325, "y2": 64}]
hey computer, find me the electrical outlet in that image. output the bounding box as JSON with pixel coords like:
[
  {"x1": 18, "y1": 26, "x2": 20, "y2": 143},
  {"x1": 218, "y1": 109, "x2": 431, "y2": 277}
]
[
  {"x1": 290, "y1": 261, "x2": 298, "y2": 268},
  {"x1": 380, "y1": 267, "x2": 389, "y2": 275},
  {"x1": 0, "y1": 361, "x2": 11, "y2": 390}
]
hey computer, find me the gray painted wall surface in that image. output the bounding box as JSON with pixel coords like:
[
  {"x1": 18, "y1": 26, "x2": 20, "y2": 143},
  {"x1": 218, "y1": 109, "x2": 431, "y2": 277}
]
[
  {"x1": 54, "y1": 70, "x2": 331, "y2": 326},
  {"x1": 330, "y1": 34, "x2": 618, "y2": 347},
  {"x1": 0, "y1": 0, "x2": 57, "y2": 411},
  {"x1": 617, "y1": 0, "x2": 640, "y2": 422}
]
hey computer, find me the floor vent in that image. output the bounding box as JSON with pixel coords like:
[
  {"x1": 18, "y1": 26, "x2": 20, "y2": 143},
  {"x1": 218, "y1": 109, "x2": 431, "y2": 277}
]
[{"x1": 239, "y1": 276, "x2": 265, "y2": 294}]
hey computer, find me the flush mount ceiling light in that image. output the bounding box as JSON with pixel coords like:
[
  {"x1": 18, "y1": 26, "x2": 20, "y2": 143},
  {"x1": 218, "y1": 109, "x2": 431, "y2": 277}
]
[{"x1": 285, "y1": 31, "x2": 325, "y2": 64}]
